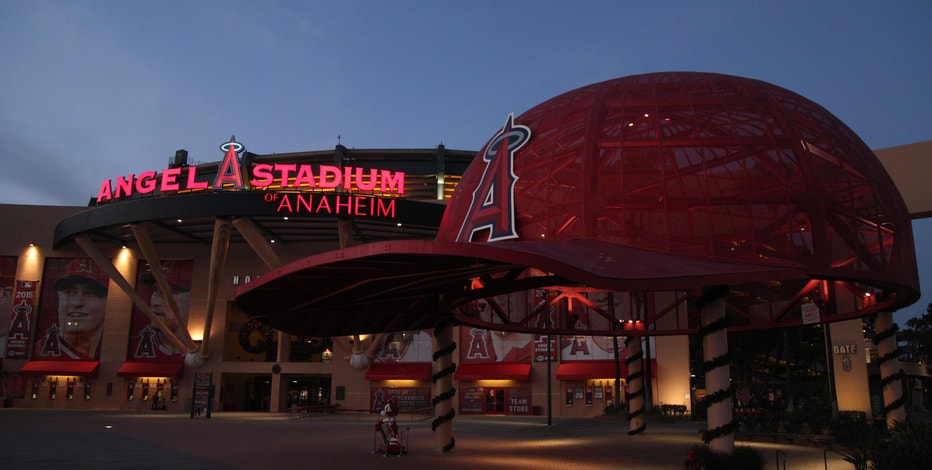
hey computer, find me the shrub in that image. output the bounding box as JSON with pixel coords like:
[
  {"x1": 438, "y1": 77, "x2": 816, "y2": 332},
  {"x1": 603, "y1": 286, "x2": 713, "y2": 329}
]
[
  {"x1": 778, "y1": 410, "x2": 804, "y2": 433},
  {"x1": 603, "y1": 404, "x2": 625, "y2": 415},
  {"x1": 798, "y1": 406, "x2": 831, "y2": 434},
  {"x1": 828, "y1": 411, "x2": 875, "y2": 470},
  {"x1": 869, "y1": 419, "x2": 932, "y2": 470}
]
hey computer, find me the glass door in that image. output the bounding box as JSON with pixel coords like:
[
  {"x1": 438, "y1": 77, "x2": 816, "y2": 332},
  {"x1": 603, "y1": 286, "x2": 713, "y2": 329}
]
[{"x1": 484, "y1": 388, "x2": 506, "y2": 414}]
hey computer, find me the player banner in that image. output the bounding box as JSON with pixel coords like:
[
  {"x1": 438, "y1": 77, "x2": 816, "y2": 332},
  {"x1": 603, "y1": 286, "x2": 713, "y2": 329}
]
[
  {"x1": 128, "y1": 260, "x2": 193, "y2": 363},
  {"x1": 5, "y1": 280, "x2": 38, "y2": 358},
  {"x1": 33, "y1": 258, "x2": 110, "y2": 360}
]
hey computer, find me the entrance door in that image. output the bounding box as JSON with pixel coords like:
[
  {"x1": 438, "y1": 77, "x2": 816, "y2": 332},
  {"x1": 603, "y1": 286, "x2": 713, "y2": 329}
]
[
  {"x1": 245, "y1": 375, "x2": 272, "y2": 411},
  {"x1": 287, "y1": 375, "x2": 332, "y2": 408},
  {"x1": 484, "y1": 388, "x2": 506, "y2": 414}
]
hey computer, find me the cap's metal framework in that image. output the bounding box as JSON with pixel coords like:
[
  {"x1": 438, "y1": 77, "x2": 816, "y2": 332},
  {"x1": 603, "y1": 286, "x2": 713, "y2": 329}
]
[{"x1": 236, "y1": 73, "x2": 919, "y2": 338}]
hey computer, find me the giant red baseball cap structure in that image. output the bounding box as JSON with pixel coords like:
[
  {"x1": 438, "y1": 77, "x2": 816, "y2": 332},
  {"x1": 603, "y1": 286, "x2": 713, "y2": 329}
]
[{"x1": 235, "y1": 72, "x2": 919, "y2": 337}]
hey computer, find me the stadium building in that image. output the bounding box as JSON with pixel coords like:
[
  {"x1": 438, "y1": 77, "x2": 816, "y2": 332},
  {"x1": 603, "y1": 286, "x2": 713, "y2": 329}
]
[{"x1": 1, "y1": 72, "x2": 928, "y2": 454}]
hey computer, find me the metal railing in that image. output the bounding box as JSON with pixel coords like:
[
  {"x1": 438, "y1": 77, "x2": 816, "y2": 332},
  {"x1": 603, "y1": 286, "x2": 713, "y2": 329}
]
[{"x1": 775, "y1": 449, "x2": 787, "y2": 470}]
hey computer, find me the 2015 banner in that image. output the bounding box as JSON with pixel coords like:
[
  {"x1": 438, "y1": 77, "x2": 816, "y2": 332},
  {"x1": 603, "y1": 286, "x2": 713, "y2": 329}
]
[{"x1": 4, "y1": 280, "x2": 37, "y2": 359}]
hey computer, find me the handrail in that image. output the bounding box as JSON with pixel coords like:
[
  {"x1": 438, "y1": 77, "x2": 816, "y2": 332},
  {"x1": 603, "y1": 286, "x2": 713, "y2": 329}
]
[
  {"x1": 775, "y1": 449, "x2": 787, "y2": 470},
  {"x1": 823, "y1": 448, "x2": 847, "y2": 470}
]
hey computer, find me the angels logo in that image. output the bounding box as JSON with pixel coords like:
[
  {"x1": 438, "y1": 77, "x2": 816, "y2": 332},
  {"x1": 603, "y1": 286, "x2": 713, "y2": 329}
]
[
  {"x1": 39, "y1": 325, "x2": 66, "y2": 357},
  {"x1": 568, "y1": 335, "x2": 591, "y2": 356},
  {"x1": 465, "y1": 328, "x2": 492, "y2": 360},
  {"x1": 455, "y1": 114, "x2": 531, "y2": 242},
  {"x1": 8, "y1": 300, "x2": 32, "y2": 339},
  {"x1": 214, "y1": 136, "x2": 246, "y2": 189},
  {"x1": 134, "y1": 325, "x2": 158, "y2": 358},
  {"x1": 377, "y1": 332, "x2": 412, "y2": 361}
]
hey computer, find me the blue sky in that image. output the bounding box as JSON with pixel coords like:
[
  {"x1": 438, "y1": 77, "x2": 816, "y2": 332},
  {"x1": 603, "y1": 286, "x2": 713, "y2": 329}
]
[{"x1": 1, "y1": 1, "x2": 929, "y2": 323}]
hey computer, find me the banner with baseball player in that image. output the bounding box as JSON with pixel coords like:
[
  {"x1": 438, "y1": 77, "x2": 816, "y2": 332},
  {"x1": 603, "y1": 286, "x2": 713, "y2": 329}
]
[
  {"x1": 127, "y1": 260, "x2": 193, "y2": 363},
  {"x1": 2, "y1": 256, "x2": 37, "y2": 359},
  {"x1": 32, "y1": 258, "x2": 111, "y2": 361},
  {"x1": 461, "y1": 291, "x2": 534, "y2": 363}
]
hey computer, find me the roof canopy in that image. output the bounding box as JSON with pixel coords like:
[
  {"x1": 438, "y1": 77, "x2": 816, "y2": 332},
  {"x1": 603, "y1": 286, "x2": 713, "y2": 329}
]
[{"x1": 237, "y1": 72, "x2": 920, "y2": 337}]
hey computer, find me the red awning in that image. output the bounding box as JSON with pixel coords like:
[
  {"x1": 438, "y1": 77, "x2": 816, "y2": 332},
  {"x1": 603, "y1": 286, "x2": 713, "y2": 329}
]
[
  {"x1": 364, "y1": 363, "x2": 432, "y2": 381},
  {"x1": 454, "y1": 363, "x2": 531, "y2": 381},
  {"x1": 556, "y1": 359, "x2": 657, "y2": 380},
  {"x1": 116, "y1": 362, "x2": 184, "y2": 378},
  {"x1": 19, "y1": 360, "x2": 99, "y2": 377}
]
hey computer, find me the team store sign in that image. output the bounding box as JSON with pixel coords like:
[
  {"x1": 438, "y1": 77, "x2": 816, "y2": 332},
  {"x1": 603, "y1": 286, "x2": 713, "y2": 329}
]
[{"x1": 95, "y1": 138, "x2": 407, "y2": 212}]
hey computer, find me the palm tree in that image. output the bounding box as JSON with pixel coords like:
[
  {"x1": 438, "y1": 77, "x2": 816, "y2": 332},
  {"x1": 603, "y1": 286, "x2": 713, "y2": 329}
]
[{"x1": 899, "y1": 303, "x2": 932, "y2": 364}]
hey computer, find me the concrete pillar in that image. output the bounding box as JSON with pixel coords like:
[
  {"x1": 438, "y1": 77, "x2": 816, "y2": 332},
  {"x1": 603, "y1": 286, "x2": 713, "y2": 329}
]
[
  {"x1": 269, "y1": 371, "x2": 285, "y2": 413},
  {"x1": 830, "y1": 318, "x2": 872, "y2": 415},
  {"x1": 432, "y1": 320, "x2": 456, "y2": 453},
  {"x1": 874, "y1": 311, "x2": 906, "y2": 427},
  {"x1": 698, "y1": 286, "x2": 734, "y2": 454},
  {"x1": 198, "y1": 218, "x2": 233, "y2": 360},
  {"x1": 268, "y1": 333, "x2": 291, "y2": 413},
  {"x1": 653, "y1": 292, "x2": 691, "y2": 413},
  {"x1": 625, "y1": 335, "x2": 645, "y2": 435}
]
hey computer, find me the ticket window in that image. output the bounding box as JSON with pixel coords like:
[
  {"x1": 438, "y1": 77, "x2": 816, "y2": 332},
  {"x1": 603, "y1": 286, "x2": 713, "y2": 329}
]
[{"x1": 485, "y1": 388, "x2": 505, "y2": 414}]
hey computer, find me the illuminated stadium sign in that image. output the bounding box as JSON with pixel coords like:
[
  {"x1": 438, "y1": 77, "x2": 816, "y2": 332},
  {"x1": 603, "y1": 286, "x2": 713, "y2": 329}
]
[
  {"x1": 264, "y1": 192, "x2": 397, "y2": 217},
  {"x1": 96, "y1": 136, "x2": 406, "y2": 203}
]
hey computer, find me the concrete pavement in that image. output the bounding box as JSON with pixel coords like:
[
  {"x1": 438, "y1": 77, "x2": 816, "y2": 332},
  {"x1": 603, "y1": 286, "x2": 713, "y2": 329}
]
[{"x1": 0, "y1": 409, "x2": 852, "y2": 469}]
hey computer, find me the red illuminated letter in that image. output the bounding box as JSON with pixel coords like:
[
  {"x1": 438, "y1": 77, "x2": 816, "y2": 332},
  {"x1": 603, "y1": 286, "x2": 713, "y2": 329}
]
[
  {"x1": 136, "y1": 171, "x2": 158, "y2": 194},
  {"x1": 186, "y1": 166, "x2": 208, "y2": 190},
  {"x1": 160, "y1": 167, "x2": 181, "y2": 192},
  {"x1": 213, "y1": 138, "x2": 245, "y2": 189},
  {"x1": 250, "y1": 164, "x2": 274, "y2": 187},
  {"x1": 97, "y1": 180, "x2": 113, "y2": 203}
]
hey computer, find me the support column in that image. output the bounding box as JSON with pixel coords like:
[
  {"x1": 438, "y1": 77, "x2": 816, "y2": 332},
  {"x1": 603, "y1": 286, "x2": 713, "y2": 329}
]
[
  {"x1": 197, "y1": 218, "x2": 233, "y2": 362},
  {"x1": 269, "y1": 370, "x2": 285, "y2": 413},
  {"x1": 697, "y1": 285, "x2": 735, "y2": 454},
  {"x1": 625, "y1": 334, "x2": 646, "y2": 435},
  {"x1": 131, "y1": 224, "x2": 197, "y2": 352},
  {"x1": 653, "y1": 292, "x2": 691, "y2": 415},
  {"x1": 337, "y1": 219, "x2": 354, "y2": 249},
  {"x1": 874, "y1": 311, "x2": 906, "y2": 427},
  {"x1": 277, "y1": 332, "x2": 291, "y2": 363},
  {"x1": 232, "y1": 217, "x2": 283, "y2": 269},
  {"x1": 830, "y1": 318, "x2": 872, "y2": 415},
  {"x1": 431, "y1": 318, "x2": 456, "y2": 454}
]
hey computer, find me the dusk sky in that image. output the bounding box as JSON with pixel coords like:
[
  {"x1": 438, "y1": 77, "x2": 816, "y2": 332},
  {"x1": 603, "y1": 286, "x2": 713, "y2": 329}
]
[{"x1": 1, "y1": 1, "x2": 929, "y2": 323}]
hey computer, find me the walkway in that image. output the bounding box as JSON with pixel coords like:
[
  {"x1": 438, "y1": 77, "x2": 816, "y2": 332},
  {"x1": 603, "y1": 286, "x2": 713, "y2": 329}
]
[{"x1": 0, "y1": 409, "x2": 852, "y2": 469}]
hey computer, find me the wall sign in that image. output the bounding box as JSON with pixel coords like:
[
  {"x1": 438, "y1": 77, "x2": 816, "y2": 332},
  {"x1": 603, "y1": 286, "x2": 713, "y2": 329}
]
[
  {"x1": 832, "y1": 344, "x2": 857, "y2": 355},
  {"x1": 96, "y1": 137, "x2": 406, "y2": 203}
]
